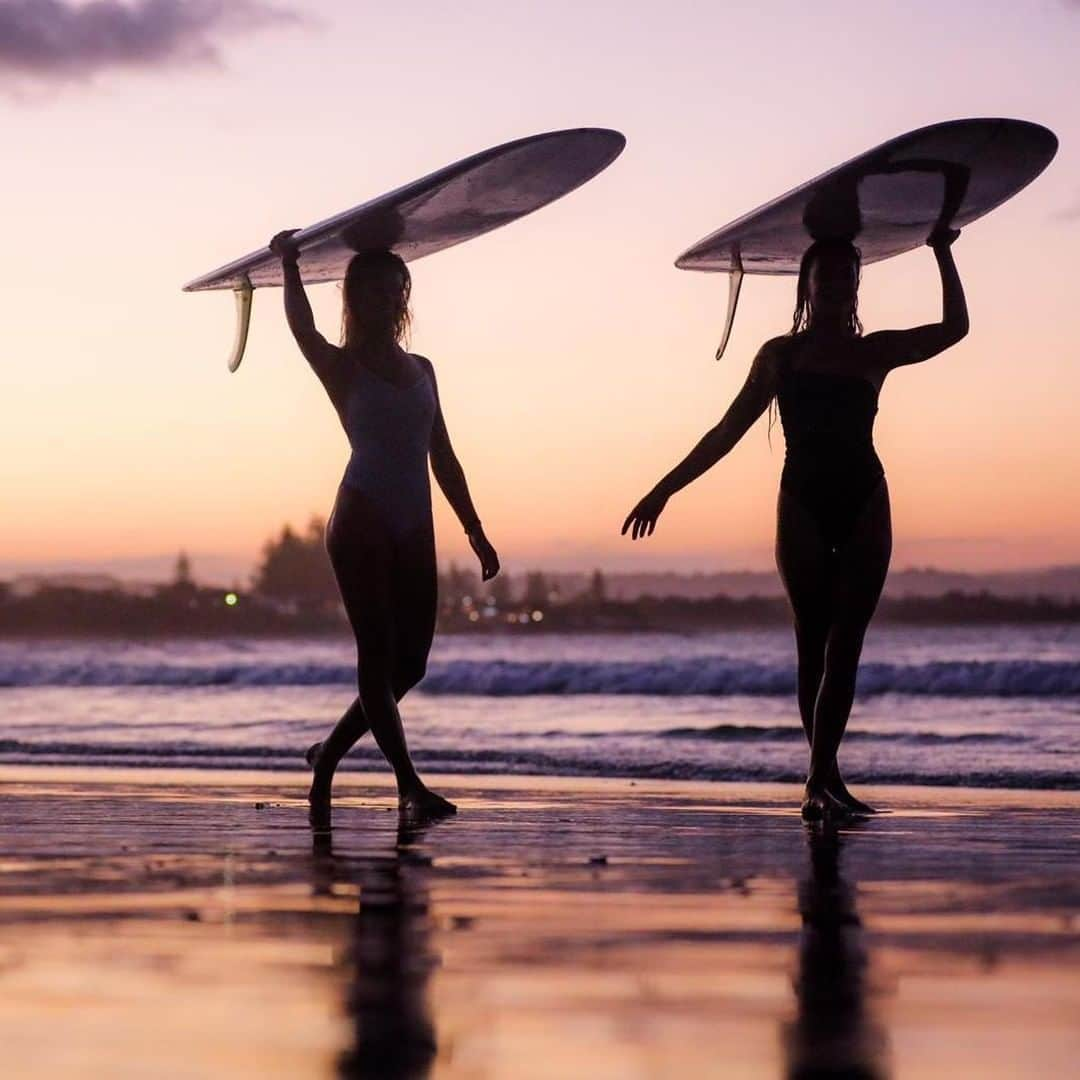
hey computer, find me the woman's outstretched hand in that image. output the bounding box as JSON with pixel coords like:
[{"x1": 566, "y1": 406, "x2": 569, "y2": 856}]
[
  {"x1": 927, "y1": 226, "x2": 960, "y2": 250},
  {"x1": 269, "y1": 229, "x2": 301, "y2": 263},
  {"x1": 622, "y1": 486, "x2": 669, "y2": 540},
  {"x1": 468, "y1": 527, "x2": 500, "y2": 581}
]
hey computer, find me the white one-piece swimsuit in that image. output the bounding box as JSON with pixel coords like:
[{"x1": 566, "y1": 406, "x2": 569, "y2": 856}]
[{"x1": 338, "y1": 361, "x2": 437, "y2": 539}]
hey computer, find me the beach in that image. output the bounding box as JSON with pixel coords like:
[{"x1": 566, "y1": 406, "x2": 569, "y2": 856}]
[
  {"x1": 0, "y1": 766, "x2": 1075, "y2": 1078},
  {"x1": 1, "y1": 0, "x2": 1077, "y2": 1077}
]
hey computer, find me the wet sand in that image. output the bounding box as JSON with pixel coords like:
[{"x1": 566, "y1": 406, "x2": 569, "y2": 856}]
[{"x1": 0, "y1": 766, "x2": 1076, "y2": 1078}]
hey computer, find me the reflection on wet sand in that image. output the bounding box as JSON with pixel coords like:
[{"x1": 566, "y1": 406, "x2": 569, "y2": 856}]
[
  {"x1": 0, "y1": 771, "x2": 1075, "y2": 1076},
  {"x1": 784, "y1": 824, "x2": 890, "y2": 1079},
  {"x1": 313, "y1": 819, "x2": 440, "y2": 1079}
]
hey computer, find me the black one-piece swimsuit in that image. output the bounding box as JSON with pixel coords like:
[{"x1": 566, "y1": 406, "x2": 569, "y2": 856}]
[{"x1": 777, "y1": 369, "x2": 885, "y2": 551}]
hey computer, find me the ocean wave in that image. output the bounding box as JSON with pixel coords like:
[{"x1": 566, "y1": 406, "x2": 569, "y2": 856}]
[
  {"x1": 422, "y1": 659, "x2": 1080, "y2": 697},
  {"x1": 0, "y1": 656, "x2": 1077, "y2": 697},
  {"x1": 657, "y1": 725, "x2": 1028, "y2": 744},
  {"x1": 0, "y1": 661, "x2": 358, "y2": 689}
]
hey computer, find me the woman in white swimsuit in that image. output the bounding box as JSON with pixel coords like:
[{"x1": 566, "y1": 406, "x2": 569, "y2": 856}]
[{"x1": 270, "y1": 232, "x2": 500, "y2": 826}]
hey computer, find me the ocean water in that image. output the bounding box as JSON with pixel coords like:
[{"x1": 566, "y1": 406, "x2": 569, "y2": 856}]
[{"x1": 0, "y1": 625, "x2": 1076, "y2": 789}]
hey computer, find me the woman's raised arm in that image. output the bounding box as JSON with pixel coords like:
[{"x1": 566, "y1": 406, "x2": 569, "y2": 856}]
[
  {"x1": 270, "y1": 230, "x2": 337, "y2": 384},
  {"x1": 865, "y1": 229, "x2": 969, "y2": 372}
]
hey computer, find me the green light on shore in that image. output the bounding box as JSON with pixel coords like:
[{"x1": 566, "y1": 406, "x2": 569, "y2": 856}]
[{"x1": 224, "y1": 592, "x2": 239, "y2": 607}]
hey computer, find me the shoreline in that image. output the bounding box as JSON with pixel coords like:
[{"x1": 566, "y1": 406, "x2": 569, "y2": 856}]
[
  {"x1": 1, "y1": 761, "x2": 1080, "y2": 802},
  {"x1": 1, "y1": 759, "x2": 1077, "y2": 793}
]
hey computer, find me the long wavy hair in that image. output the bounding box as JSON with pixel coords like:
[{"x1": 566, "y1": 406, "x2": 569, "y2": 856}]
[
  {"x1": 340, "y1": 249, "x2": 411, "y2": 350},
  {"x1": 789, "y1": 238, "x2": 863, "y2": 337}
]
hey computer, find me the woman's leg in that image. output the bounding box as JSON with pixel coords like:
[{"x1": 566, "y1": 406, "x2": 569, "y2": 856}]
[
  {"x1": 776, "y1": 490, "x2": 833, "y2": 749},
  {"x1": 777, "y1": 488, "x2": 883, "y2": 815},
  {"x1": 307, "y1": 696, "x2": 368, "y2": 807},
  {"x1": 312, "y1": 489, "x2": 450, "y2": 823},
  {"x1": 390, "y1": 528, "x2": 438, "y2": 703},
  {"x1": 805, "y1": 481, "x2": 892, "y2": 806},
  {"x1": 388, "y1": 528, "x2": 454, "y2": 815},
  {"x1": 777, "y1": 491, "x2": 847, "y2": 816},
  {"x1": 307, "y1": 493, "x2": 376, "y2": 824}
]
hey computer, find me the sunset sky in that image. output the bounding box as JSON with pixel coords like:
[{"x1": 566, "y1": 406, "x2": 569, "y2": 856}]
[{"x1": 0, "y1": 0, "x2": 1077, "y2": 583}]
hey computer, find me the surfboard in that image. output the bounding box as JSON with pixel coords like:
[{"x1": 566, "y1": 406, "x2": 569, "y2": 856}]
[
  {"x1": 184, "y1": 127, "x2": 626, "y2": 371},
  {"x1": 675, "y1": 118, "x2": 1058, "y2": 359}
]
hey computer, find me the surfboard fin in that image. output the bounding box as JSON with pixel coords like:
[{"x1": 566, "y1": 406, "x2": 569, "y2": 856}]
[
  {"x1": 227, "y1": 277, "x2": 254, "y2": 373},
  {"x1": 715, "y1": 250, "x2": 743, "y2": 361}
]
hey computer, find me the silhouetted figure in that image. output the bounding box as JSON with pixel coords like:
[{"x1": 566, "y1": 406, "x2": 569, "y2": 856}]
[
  {"x1": 782, "y1": 825, "x2": 889, "y2": 1078},
  {"x1": 624, "y1": 230, "x2": 967, "y2": 819},
  {"x1": 270, "y1": 232, "x2": 500, "y2": 826},
  {"x1": 312, "y1": 819, "x2": 440, "y2": 1078}
]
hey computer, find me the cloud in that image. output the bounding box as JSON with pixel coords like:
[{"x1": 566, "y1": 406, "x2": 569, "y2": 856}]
[{"x1": 0, "y1": 0, "x2": 298, "y2": 83}]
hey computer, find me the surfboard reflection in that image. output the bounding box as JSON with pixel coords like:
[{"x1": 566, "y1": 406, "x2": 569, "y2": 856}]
[
  {"x1": 782, "y1": 824, "x2": 890, "y2": 1079},
  {"x1": 313, "y1": 820, "x2": 440, "y2": 1079}
]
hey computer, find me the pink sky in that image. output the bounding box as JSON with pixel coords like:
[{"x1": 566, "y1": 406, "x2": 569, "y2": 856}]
[{"x1": 0, "y1": 0, "x2": 1077, "y2": 583}]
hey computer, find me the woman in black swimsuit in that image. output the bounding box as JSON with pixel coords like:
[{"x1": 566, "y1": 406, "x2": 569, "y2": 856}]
[{"x1": 623, "y1": 230, "x2": 968, "y2": 819}]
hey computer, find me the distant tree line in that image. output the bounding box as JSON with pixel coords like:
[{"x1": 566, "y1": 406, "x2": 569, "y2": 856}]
[
  {"x1": 252, "y1": 518, "x2": 339, "y2": 612},
  {"x1": 0, "y1": 521, "x2": 1075, "y2": 637}
]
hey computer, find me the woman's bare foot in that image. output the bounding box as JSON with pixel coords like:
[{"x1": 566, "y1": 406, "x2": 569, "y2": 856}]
[
  {"x1": 399, "y1": 784, "x2": 457, "y2": 820},
  {"x1": 826, "y1": 771, "x2": 877, "y2": 814},
  {"x1": 801, "y1": 786, "x2": 847, "y2": 823}
]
